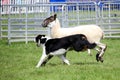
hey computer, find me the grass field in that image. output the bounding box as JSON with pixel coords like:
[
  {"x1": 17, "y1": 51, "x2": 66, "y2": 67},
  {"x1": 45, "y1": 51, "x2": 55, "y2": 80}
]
[{"x1": 0, "y1": 38, "x2": 120, "y2": 80}]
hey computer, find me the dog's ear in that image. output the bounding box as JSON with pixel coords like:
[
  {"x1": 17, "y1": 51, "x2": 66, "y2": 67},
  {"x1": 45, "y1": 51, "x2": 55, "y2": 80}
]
[
  {"x1": 37, "y1": 35, "x2": 42, "y2": 38},
  {"x1": 37, "y1": 34, "x2": 46, "y2": 39},
  {"x1": 42, "y1": 35, "x2": 45, "y2": 37},
  {"x1": 35, "y1": 35, "x2": 40, "y2": 43},
  {"x1": 35, "y1": 35, "x2": 43, "y2": 43}
]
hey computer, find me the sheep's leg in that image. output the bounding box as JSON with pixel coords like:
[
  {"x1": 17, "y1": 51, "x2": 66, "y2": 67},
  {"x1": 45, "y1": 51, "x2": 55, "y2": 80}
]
[
  {"x1": 94, "y1": 47, "x2": 103, "y2": 62},
  {"x1": 58, "y1": 55, "x2": 70, "y2": 65},
  {"x1": 97, "y1": 42, "x2": 107, "y2": 57},
  {"x1": 95, "y1": 42, "x2": 107, "y2": 62},
  {"x1": 95, "y1": 47, "x2": 100, "y2": 52}
]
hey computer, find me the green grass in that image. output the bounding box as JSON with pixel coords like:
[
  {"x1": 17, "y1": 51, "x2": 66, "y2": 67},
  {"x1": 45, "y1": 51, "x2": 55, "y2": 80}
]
[{"x1": 0, "y1": 39, "x2": 120, "y2": 80}]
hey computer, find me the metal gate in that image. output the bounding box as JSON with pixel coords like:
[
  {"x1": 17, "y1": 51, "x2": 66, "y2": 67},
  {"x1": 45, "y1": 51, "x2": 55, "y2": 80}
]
[
  {"x1": 99, "y1": 1, "x2": 120, "y2": 38},
  {"x1": 1, "y1": 4, "x2": 66, "y2": 44},
  {"x1": 0, "y1": 1, "x2": 120, "y2": 44}
]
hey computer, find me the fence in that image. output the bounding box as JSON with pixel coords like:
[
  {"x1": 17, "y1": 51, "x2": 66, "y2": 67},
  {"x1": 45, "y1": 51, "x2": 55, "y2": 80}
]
[
  {"x1": 98, "y1": 1, "x2": 120, "y2": 38},
  {"x1": 0, "y1": 1, "x2": 120, "y2": 44}
]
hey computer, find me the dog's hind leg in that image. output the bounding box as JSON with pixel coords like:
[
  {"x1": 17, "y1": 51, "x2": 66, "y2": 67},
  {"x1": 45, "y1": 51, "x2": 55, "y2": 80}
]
[
  {"x1": 63, "y1": 52, "x2": 67, "y2": 58},
  {"x1": 87, "y1": 49, "x2": 91, "y2": 56},
  {"x1": 58, "y1": 55, "x2": 70, "y2": 65},
  {"x1": 41, "y1": 55, "x2": 53, "y2": 66}
]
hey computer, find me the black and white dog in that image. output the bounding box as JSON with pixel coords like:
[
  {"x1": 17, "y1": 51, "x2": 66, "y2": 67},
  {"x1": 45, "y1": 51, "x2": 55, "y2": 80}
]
[{"x1": 35, "y1": 34, "x2": 96, "y2": 68}]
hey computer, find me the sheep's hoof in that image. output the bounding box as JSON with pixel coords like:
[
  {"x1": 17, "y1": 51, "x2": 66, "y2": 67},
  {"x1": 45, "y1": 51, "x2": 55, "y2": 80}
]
[
  {"x1": 97, "y1": 57, "x2": 104, "y2": 63},
  {"x1": 96, "y1": 53, "x2": 99, "y2": 62},
  {"x1": 96, "y1": 53, "x2": 104, "y2": 63},
  {"x1": 99, "y1": 57, "x2": 104, "y2": 63}
]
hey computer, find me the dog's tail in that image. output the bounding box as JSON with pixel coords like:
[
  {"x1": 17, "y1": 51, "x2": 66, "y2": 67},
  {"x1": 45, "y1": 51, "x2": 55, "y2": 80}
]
[{"x1": 87, "y1": 43, "x2": 97, "y2": 49}]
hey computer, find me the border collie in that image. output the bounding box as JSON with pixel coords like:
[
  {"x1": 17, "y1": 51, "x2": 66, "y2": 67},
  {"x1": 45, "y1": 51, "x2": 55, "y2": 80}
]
[{"x1": 35, "y1": 34, "x2": 96, "y2": 68}]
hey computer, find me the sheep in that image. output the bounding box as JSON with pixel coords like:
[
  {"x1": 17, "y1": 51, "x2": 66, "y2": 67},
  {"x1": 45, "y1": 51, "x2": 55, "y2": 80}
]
[
  {"x1": 41, "y1": 14, "x2": 107, "y2": 62},
  {"x1": 35, "y1": 34, "x2": 97, "y2": 67}
]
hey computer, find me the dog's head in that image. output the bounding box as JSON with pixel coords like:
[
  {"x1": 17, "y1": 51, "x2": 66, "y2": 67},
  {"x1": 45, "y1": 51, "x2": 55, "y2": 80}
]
[{"x1": 35, "y1": 35, "x2": 49, "y2": 47}]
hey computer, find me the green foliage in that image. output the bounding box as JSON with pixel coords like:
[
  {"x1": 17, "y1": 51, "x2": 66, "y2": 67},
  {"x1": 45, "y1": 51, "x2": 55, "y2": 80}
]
[{"x1": 0, "y1": 39, "x2": 120, "y2": 80}]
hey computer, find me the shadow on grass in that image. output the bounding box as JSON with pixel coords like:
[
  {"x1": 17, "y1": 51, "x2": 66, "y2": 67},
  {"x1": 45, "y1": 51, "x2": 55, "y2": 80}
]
[
  {"x1": 47, "y1": 63, "x2": 58, "y2": 66},
  {"x1": 74, "y1": 62, "x2": 99, "y2": 65},
  {"x1": 44, "y1": 61, "x2": 99, "y2": 67}
]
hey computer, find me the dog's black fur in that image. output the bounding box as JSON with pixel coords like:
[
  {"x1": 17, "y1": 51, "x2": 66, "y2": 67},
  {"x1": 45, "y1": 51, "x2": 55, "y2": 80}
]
[
  {"x1": 35, "y1": 34, "x2": 97, "y2": 66},
  {"x1": 36, "y1": 34, "x2": 96, "y2": 53}
]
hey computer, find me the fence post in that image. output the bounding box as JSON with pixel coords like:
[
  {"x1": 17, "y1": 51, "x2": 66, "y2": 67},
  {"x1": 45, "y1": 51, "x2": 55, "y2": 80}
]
[
  {"x1": 25, "y1": 5, "x2": 28, "y2": 44},
  {"x1": 76, "y1": 3, "x2": 79, "y2": 25},
  {"x1": 0, "y1": 5, "x2": 1, "y2": 39},
  {"x1": 47, "y1": 4, "x2": 51, "y2": 37},
  {"x1": 108, "y1": 2, "x2": 111, "y2": 36},
  {"x1": 8, "y1": 17, "x2": 11, "y2": 44},
  {"x1": 61, "y1": 4, "x2": 65, "y2": 27},
  {"x1": 95, "y1": 2, "x2": 98, "y2": 25},
  {"x1": 100, "y1": 2, "x2": 104, "y2": 29},
  {"x1": 0, "y1": 1, "x2": 2, "y2": 39},
  {"x1": 64, "y1": 4, "x2": 68, "y2": 27},
  {"x1": 8, "y1": 4, "x2": 11, "y2": 45}
]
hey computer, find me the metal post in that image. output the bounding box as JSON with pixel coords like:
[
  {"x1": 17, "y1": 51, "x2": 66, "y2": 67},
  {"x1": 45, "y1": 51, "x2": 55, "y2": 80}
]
[
  {"x1": 25, "y1": 5, "x2": 28, "y2": 44},
  {"x1": 0, "y1": 3, "x2": 1, "y2": 39},
  {"x1": 95, "y1": 2, "x2": 98, "y2": 25},
  {"x1": 101, "y1": 2, "x2": 104, "y2": 29},
  {"x1": 62, "y1": 4, "x2": 65, "y2": 27},
  {"x1": 65, "y1": 4, "x2": 68, "y2": 27},
  {"x1": 47, "y1": 4, "x2": 51, "y2": 37},
  {"x1": 77, "y1": 3, "x2": 79, "y2": 25},
  {"x1": 8, "y1": 5, "x2": 11, "y2": 45},
  {"x1": 8, "y1": 18, "x2": 11, "y2": 44},
  {"x1": 108, "y1": 2, "x2": 111, "y2": 37}
]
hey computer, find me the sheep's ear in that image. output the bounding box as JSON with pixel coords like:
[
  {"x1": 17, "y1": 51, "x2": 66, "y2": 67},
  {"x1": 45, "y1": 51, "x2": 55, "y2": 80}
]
[{"x1": 54, "y1": 14, "x2": 57, "y2": 20}]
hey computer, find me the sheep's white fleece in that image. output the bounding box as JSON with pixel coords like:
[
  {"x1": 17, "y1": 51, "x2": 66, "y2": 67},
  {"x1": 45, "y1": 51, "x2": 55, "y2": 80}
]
[{"x1": 50, "y1": 18, "x2": 104, "y2": 43}]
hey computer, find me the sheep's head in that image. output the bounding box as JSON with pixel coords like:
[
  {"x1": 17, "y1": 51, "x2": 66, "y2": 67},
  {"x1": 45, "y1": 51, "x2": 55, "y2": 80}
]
[{"x1": 42, "y1": 14, "x2": 57, "y2": 27}]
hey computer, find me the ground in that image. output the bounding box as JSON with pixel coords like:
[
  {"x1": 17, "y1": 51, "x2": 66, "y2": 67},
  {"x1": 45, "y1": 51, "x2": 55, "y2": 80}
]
[{"x1": 0, "y1": 38, "x2": 120, "y2": 80}]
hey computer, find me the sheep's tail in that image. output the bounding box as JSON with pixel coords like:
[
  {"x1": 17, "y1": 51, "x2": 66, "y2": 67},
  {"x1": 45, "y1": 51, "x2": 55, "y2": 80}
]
[
  {"x1": 88, "y1": 43, "x2": 97, "y2": 49},
  {"x1": 101, "y1": 32, "x2": 105, "y2": 39}
]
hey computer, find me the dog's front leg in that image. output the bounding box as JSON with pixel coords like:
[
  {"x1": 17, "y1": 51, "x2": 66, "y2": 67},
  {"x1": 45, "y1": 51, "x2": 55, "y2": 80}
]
[
  {"x1": 36, "y1": 52, "x2": 47, "y2": 68},
  {"x1": 36, "y1": 46, "x2": 47, "y2": 68}
]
